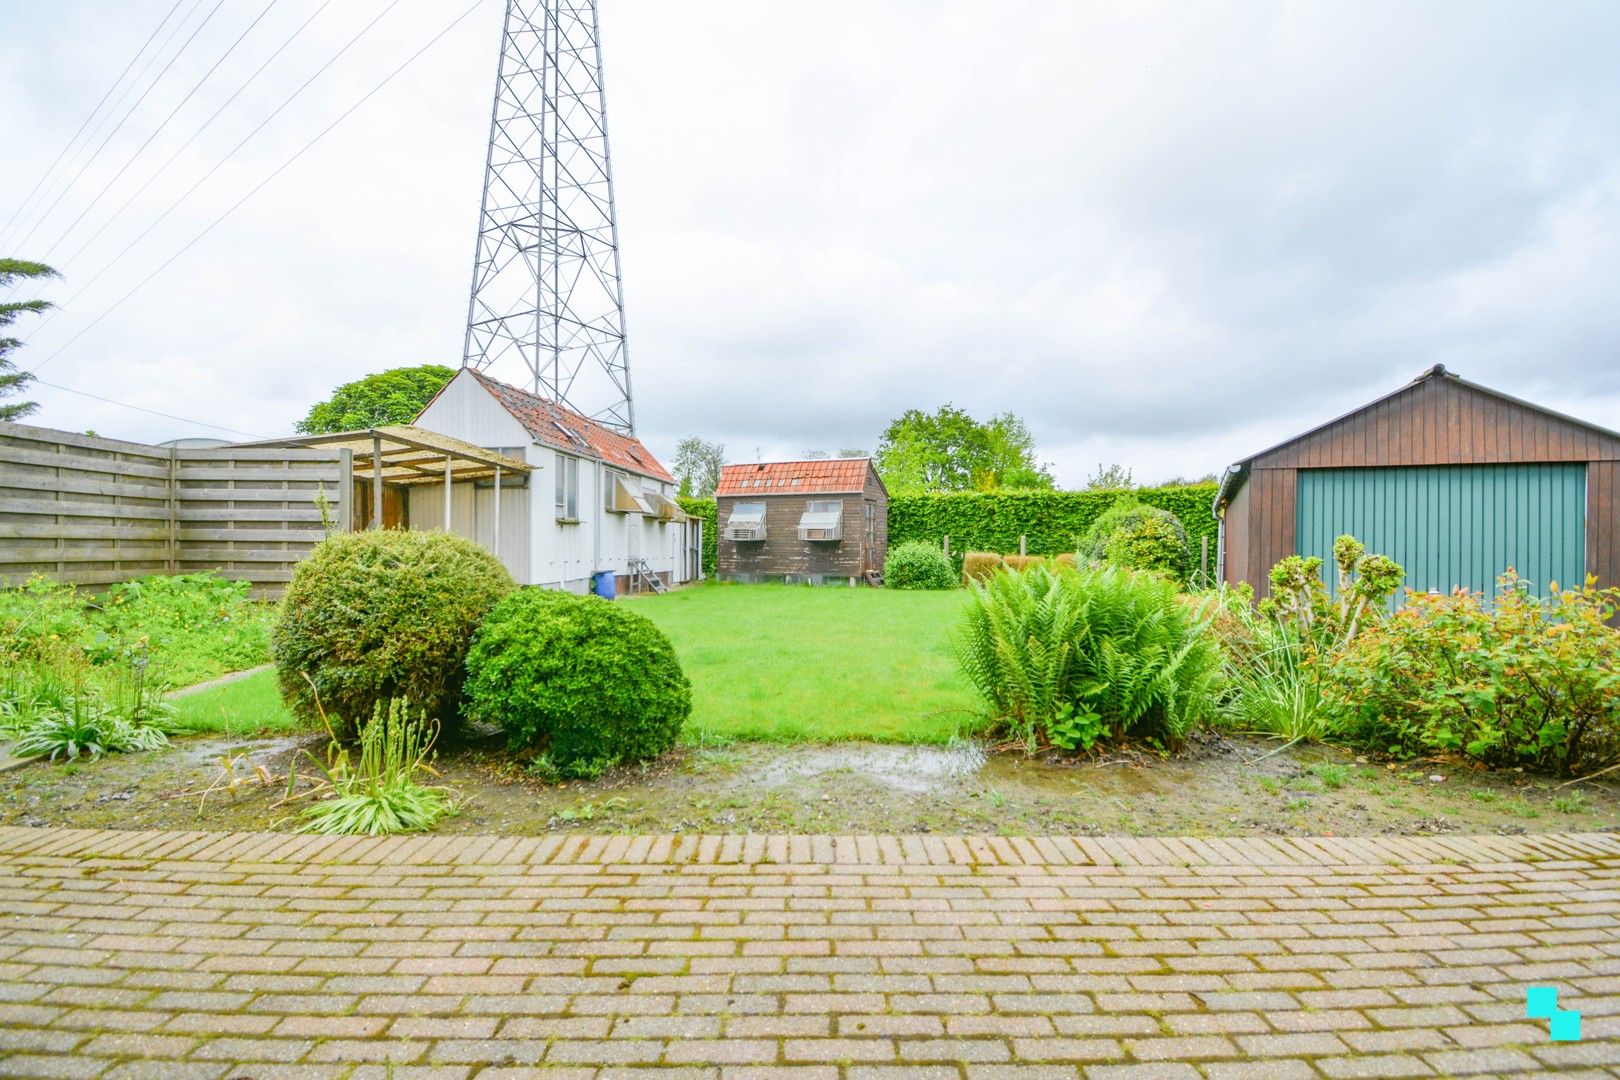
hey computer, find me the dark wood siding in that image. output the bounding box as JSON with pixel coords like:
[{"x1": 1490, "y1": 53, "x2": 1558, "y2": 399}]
[
  {"x1": 716, "y1": 462, "x2": 889, "y2": 582},
  {"x1": 1223, "y1": 373, "x2": 1620, "y2": 595}
]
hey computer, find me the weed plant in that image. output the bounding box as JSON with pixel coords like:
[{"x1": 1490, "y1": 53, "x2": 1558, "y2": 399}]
[{"x1": 298, "y1": 698, "x2": 453, "y2": 836}]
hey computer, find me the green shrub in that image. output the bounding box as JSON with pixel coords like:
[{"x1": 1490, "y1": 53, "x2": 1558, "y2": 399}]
[
  {"x1": 464, "y1": 589, "x2": 690, "y2": 770},
  {"x1": 1078, "y1": 500, "x2": 1192, "y2": 580},
  {"x1": 1262, "y1": 535, "x2": 1404, "y2": 649},
  {"x1": 955, "y1": 564, "x2": 1222, "y2": 752},
  {"x1": 273, "y1": 530, "x2": 514, "y2": 736},
  {"x1": 299, "y1": 698, "x2": 452, "y2": 835},
  {"x1": 1323, "y1": 572, "x2": 1620, "y2": 776},
  {"x1": 11, "y1": 697, "x2": 169, "y2": 762},
  {"x1": 678, "y1": 497, "x2": 718, "y2": 577},
  {"x1": 884, "y1": 540, "x2": 956, "y2": 590}
]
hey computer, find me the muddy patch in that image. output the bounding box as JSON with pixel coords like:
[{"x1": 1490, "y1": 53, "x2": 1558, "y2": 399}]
[{"x1": 2, "y1": 731, "x2": 1617, "y2": 838}]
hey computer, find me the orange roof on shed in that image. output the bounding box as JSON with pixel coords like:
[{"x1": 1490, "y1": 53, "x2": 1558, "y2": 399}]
[{"x1": 716, "y1": 458, "x2": 878, "y2": 497}]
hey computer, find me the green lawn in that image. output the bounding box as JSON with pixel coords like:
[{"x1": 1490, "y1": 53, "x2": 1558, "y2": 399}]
[
  {"x1": 168, "y1": 670, "x2": 306, "y2": 738},
  {"x1": 165, "y1": 585, "x2": 982, "y2": 745},
  {"x1": 626, "y1": 584, "x2": 981, "y2": 744}
]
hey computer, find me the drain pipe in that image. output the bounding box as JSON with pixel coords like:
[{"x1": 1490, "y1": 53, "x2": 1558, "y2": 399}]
[{"x1": 593, "y1": 458, "x2": 604, "y2": 591}]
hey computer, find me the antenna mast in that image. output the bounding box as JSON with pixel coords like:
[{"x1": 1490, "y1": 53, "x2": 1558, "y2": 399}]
[{"x1": 462, "y1": 0, "x2": 634, "y2": 434}]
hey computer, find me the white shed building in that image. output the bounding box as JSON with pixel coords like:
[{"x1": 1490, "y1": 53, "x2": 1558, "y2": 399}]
[{"x1": 410, "y1": 369, "x2": 699, "y2": 594}]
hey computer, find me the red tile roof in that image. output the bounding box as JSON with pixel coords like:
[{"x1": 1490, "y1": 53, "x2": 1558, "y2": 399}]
[
  {"x1": 715, "y1": 458, "x2": 877, "y2": 497},
  {"x1": 467, "y1": 370, "x2": 675, "y2": 483}
]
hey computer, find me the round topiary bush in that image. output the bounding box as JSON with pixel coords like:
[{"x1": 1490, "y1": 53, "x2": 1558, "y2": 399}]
[
  {"x1": 463, "y1": 588, "x2": 690, "y2": 774},
  {"x1": 884, "y1": 540, "x2": 957, "y2": 590},
  {"x1": 273, "y1": 530, "x2": 514, "y2": 736},
  {"x1": 1078, "y1": 501, "x2": 1191, "y2": 581}
]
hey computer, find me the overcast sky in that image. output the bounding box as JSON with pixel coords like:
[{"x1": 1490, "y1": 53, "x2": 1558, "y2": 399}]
[{"x1": 3, "y1": 0, "x2": 1619, "y2": 486}]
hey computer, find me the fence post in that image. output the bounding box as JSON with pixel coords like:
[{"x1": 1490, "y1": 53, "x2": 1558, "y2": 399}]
[
  {"x1": 942, "y1": 534, "x2": 950, "y2": 560},
  {"x1": 1200, "y1": 536, "x2": 1209, "y2": 585},
  {"x1": 166, "y1": 445, "x2": 178, "y2": 574},
  {"x1": 1020, "y1": 534, "x2": 1027, "y2": 556}
]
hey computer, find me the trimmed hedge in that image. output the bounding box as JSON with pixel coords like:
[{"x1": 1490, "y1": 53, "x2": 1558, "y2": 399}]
[
  {"x1": 889, "y1": 485, "x2": 1218, "y2": 582},
  {"x1": 678, "y1": 497, "x2": 718, "y2": 578},
  {"x1": 464, "y1": 588, "x2": 691, "y2": 773},
  {"x1": 273, "y1": 530, "x2": 515, "y2": 737}
]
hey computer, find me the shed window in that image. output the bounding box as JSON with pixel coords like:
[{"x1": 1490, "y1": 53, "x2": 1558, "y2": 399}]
[
  {"x1": 798, "y1": 499, "x2": 843, "y2": 542},
  {"x1": 555, "y1": 455, "x2": 579, "y2": 521},
  {"x1": 725, "y1": 501, "x2": 766, "y2": 541}
]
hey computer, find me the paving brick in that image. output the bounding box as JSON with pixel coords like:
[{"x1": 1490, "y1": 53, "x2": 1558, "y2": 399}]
[{"x1": 0, "y1": 825, "x2": 1615, "y2": 1077}]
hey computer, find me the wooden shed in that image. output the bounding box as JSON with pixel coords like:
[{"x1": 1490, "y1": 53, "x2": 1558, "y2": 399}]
[
  {"x1": 715, "y1": 458, "x2": 888, "y2": 585},
  {"x1": 1216, "y1": 365, "x2": 1620, "y2": 599}
]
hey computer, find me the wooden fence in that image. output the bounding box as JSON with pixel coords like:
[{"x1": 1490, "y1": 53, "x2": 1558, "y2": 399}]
[{"x1": 0, "y1": 421, "x2": 349, "y2": 596}]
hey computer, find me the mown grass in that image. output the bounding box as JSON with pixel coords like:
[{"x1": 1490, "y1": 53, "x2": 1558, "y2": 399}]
[
  {"x1": 168, "y1": 670, "x2": 306, "y2": 737},
  {"x1": 163, "y1": 585, "x2": 982, "y2": 745},
  {"x1": 625, "y1": 584, "x2": 980, "y2": 744}
]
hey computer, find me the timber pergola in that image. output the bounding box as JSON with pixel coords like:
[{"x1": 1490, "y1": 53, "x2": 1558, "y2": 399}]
[{"x1": 241, "y1": 424, "x2": 533, "y2": 530}]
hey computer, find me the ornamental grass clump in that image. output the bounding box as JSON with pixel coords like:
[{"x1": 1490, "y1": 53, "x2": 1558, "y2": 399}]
[
  {"x1": 298, "y1": 697, "x2": 452, "y2": 836},
  {"x1": 955, "y1": 563, "x2": 1221, "y2": 754},
  {"x1": 464, "y1": 589, "x2": 691, "y2": 776},
  {"x1": 273, "y1": 530, "x2": 514, "y2": 738}
]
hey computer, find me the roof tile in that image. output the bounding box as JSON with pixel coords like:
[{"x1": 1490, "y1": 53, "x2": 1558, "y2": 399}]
[
  {"x1": 468, "y1": 370, "x2": 674, "y2": 483},
  {"x1": 716, "y1": 459, "x2": 875, "y2": 497}
]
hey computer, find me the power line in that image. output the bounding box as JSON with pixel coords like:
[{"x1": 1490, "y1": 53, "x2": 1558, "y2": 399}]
[
  {"x1": 32, "y1": 0, "x2": 284, "y2": 269},
  {"x1": 30, "y1": 378, "x2": 272, "y2": 439},
  {"x1": 31, "y1": 0, "x2": 493, "y2": 375},
  {"x1": 31, "y1": 0, "x2": 412, "y2": 335},
  {"x1": 0, "y1": 0, "x2": 187, "y2": 246},
  {"x1": 37, "y1": 0, "x2": 339, "y2": 298},
  {"x1": 8, "y1": 0, "x2": 230, "y2": 255}
]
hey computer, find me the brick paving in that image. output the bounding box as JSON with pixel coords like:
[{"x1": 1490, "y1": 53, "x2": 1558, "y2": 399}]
[{"x1": 0, "y1": 827, "x2": 1616, "y2": 1078}]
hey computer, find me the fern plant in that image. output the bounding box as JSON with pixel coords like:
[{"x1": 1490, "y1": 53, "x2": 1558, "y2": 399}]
[{"x1": 955, "y1": 564, "x2": 1220, "y2": 752}]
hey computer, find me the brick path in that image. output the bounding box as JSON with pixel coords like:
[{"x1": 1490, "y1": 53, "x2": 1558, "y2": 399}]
[{"x1": 0, "y1": 827, "x2": 1616, "y2": 1079}]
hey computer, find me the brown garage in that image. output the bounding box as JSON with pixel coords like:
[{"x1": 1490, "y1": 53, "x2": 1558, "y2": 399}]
[{"x1": 1216, "y1": 365, "x2": 1620, "y2": 599}]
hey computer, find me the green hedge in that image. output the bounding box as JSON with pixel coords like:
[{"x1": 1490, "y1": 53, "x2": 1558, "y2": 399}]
[
  {"x1": 888, "y1": 485, "x2": 1219, "y2": 580},
  {"x1": 678, "y1": 497, "x2": 718, "y2": 578},
  {"x1": 680, "y1": 486, "x2": 1217, "y2": 584}
]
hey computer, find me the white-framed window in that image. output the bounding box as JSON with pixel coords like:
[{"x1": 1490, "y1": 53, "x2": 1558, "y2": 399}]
[
  {"x1": 798, "y1": 499, "x2": 844, "y2": 541},
  {"x1": 555, "y1": 455, "x2": 579, "y2": 521}
]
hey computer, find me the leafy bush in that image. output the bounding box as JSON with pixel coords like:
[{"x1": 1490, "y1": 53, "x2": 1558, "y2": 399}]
[
  {"x1": 0, "y1": 572, "x2": 273, "y2": 695},
  {"x1": 1078, "y1": 500, "x2": 1191, "y2": 580},
  {"x1": 273, "y1": 530, "x2": 514, "y2": 736},
  {"x1": 299, "y1": 698, "x2": 452, "y2": 835},
  {"x1": 1261, "y1": 535, "x2": 1404, "y2": 649},
  {"x1": 955, "y1": 564, "x2": 1222, "y2": 752},
  {"x1": 884, "y1": 540, "x2": 957, "y2": 590},
  {"x1": 1323, "y1": 573, "x2": 1620, "y2": 776},
  {"x1": 678, "y1": 497, "x2": 718, "y2": 577},
  {"x1": 464, "y1": 589, "x2": 690, "y2": 771}
]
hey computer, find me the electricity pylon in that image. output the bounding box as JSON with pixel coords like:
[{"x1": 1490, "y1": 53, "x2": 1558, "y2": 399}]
[{"x1": 462, "y1": 0, "x2": 634, "y2": 434}]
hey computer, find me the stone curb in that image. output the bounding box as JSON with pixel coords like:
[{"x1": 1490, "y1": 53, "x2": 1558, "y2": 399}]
[{"x1": 0, "y1": 825, "x2": 1614, "y2": 869}]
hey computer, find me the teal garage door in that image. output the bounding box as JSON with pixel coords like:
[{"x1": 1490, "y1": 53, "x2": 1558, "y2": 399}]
[{"x1": 1296, "y1": 464, "x2": 1586, "y2": 599}]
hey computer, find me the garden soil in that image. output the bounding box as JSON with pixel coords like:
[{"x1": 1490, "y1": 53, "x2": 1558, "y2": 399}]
[{"x1": 3, "y1": 729, "x2": 1616, "y2": 837}]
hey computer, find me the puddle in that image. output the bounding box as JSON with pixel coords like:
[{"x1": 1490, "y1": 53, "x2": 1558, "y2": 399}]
[{"x1": 749, "y1": 743, "x2": 986, "y2": 794}]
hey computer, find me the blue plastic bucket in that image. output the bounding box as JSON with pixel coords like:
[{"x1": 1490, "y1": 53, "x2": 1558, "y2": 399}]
[{"x1": 591, "y1": 570, "x2": 616, "y2": 599}]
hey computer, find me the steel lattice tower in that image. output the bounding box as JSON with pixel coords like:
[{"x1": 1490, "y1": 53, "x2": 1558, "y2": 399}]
[{"x1": 462, "y1": 0, "x2": 634, "y2": 433}]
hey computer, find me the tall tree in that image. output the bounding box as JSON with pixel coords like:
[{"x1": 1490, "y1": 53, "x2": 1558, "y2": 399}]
[
  {"x1": 874, "y1": 405, "x2": 1054, "y2": 493},
  {"x1": 673, "y1": 436, "x2": 725, "y2": 498},
  {"x1": 296, "y1": 365, "x2": 457, "y2": 434},
  {"x1": 1085, "y1": 462, "x2": 1134, "y2": 490},
  {"x1": 0, "y1": 259, "x2": 59, "y2": 422}
]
